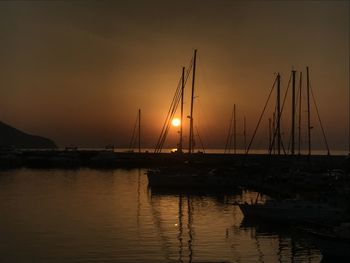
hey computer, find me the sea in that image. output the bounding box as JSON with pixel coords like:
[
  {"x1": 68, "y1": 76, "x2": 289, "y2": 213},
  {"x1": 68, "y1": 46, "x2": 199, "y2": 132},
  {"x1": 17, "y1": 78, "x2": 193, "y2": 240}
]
[{"x1": 0, "y1": 168, "x2": 324, "y2": 263}]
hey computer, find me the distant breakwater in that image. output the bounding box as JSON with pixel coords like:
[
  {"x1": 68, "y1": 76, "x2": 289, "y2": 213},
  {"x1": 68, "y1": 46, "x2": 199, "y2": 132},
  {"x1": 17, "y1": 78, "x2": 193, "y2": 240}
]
[{"x1": 0, "y1": 149, "x2": 347, "y2": 170}]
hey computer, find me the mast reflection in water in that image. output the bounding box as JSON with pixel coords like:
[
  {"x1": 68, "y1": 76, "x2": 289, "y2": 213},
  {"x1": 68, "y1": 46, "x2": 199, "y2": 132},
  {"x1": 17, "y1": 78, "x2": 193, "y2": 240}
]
[{"x1": 0, "y1": 169, "x2": 322, "y2": 262}]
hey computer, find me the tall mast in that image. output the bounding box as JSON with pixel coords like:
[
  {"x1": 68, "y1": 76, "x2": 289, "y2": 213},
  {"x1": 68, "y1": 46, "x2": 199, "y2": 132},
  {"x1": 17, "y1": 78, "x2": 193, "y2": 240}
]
[
  {"x1": 189, "y1": 49, "x2": 197, "y2": 154},
  {"x1": 298, "y1": 71, "x2": 302, "y2": 155},
  {"x1": 179, "y1": 67, "x2": 185, "y2": 153},
  {"x1": 277, "y1": 73, "x2": 281, "y2": 155},
  {"x1": 291, "y1": 70, "x2": 296, "y2": 155},
  {"x1": 306, "y1": 66, "x2": 311, "y2": 156},
  {"x1": 138, "y1": 108, "x2": 141, "y2": 153},
  {"x1": 233, "y1": 104, "x2": 237, "y2": 154}
]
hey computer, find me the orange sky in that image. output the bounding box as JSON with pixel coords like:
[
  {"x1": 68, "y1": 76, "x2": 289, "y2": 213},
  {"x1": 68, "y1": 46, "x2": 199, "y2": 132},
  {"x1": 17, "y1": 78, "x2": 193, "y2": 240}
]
[{"x1": 0, "y1": 0, "x2": 349, "y2": 151}]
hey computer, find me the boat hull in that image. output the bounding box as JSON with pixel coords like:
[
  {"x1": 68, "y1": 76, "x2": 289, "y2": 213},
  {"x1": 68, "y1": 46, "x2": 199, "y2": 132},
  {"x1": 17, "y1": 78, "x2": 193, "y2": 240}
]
[
  {"x1": 309, "y1": 231, "x2": 350, "y2": 260},
  {"x1": 238, "y1": 202, "x2": 347, "y2": 223}
]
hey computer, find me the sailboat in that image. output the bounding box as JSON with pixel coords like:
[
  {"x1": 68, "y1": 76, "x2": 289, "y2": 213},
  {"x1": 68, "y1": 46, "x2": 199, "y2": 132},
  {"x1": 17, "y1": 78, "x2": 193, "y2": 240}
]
[{"x1": 147, "y1": 50, "x2": 240, "y2": 190}]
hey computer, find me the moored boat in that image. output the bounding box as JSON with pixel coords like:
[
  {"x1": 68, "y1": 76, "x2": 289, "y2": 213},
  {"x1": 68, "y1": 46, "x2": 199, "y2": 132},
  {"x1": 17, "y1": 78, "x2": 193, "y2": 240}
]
[
  {"x1": 307, "y1": 223, "x2": 350, "y2": 260},
  {"x1": 238, "y1": 199, "x2": 348, "y2": 224}
]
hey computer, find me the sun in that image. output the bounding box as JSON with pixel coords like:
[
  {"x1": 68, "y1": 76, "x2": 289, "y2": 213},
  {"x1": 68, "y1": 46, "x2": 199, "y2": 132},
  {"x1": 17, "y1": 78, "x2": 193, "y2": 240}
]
[{"x1": 171, "y1": 118, "x2": 181, "y2": 127}]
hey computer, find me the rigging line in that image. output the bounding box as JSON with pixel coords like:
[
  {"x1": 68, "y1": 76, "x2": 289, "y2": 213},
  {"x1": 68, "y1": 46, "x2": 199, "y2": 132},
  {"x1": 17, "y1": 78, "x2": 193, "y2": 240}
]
[
  {"x1": 287, "y1": 131, "x2": 291, "y2": 153},
  {"x1": 278, "y1": 72, "x2": 292, "y2": 149},
  {"x1": 280, "y1": 136, "x2": 287, "y2": 155},
  {"x1": 155, "y1": 78, "x2": 182, "y2": 152},
  {"x1": 158, "y1": 93, "x2": 181, "y2": 152},
  {"x1": 196, "y1": 97, "x2": 214, "y2": 148},
  {"x1": 281, "y1": 72, "x2": 293, "y2": 115},
  {"x1": 129, "y1": 111, "x2": 139, "y2": 150},
  {"x1": 195, "y1": 126, "x2": 206, "y2": 153},
  {"x1": 225, "y1": 106, "x2": 235, "y2": 153},
  {"x1": 246, "y1": 75, "x2": 278, "y2": 155},
  {"x1": 157, "y1": 85, "x2": 182, "y2": 149},
  {"x1": 287, "y1": 79, "x2": 302, "y2": 153},
  {"x1": 310, "y1": 83, "x2": 330, "y2": 155},
  {"x1": 269, "y1": 72, "x2": 292, "y2": 155},
  {"x1": 155, "y1": 73, "x2": 184, "y2": 152},
  {"x1": 158, "y1": 76, "x2": 185, "y2": 153},
  {"x1": 160, "y1": 55, "x2": 193, "y2": 152},
  {"x1": 298, "y1": 72, "x2": 303, "y2": 155},
  {"x1": 159, "y1": 71, "x2": 187, "y2": 149},
  {"x1": 155, "y1": 74, "x2": 181, "y2": 152},
  {"x1": 155, "y1": 56, "x2": 194, "y2": 153}
]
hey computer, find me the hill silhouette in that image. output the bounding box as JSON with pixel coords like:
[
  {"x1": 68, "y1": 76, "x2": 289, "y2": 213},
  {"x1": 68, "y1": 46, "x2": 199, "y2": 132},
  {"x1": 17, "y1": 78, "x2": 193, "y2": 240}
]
[{"x1": 0, "y1": 121, "x2": 56, "y2": 148}]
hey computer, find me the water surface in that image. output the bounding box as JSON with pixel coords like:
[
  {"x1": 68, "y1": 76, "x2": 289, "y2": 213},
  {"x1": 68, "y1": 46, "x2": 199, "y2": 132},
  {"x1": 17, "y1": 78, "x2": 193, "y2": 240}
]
[{"x1": 0, "y1": 169, "x2": 322, "y2": 262}]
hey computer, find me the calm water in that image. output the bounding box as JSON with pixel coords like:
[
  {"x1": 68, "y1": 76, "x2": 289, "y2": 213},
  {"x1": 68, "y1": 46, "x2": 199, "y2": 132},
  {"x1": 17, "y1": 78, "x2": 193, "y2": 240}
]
[{"x1": 0, "y1": 169, "x2": 322, "y2": 263}]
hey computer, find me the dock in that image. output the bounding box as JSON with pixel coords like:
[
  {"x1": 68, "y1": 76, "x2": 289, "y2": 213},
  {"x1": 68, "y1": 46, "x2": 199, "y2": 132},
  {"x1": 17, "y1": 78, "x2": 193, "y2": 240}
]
[{"x1": 0, "y1": 149, "x2": 347, "y2": 170}]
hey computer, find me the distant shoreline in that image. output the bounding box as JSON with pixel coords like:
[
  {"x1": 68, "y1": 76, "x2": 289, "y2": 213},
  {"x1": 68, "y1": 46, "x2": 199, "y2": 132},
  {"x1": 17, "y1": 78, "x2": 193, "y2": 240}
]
[{"x1": 0, "y1": 148, "x2": 347, "y2": 170}]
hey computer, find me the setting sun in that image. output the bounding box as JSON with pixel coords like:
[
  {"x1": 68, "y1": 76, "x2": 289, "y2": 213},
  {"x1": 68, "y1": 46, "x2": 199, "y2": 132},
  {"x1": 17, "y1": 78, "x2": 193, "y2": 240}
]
[{"x1": 171, "y1": 118, "x2": 181, "y2": 127}]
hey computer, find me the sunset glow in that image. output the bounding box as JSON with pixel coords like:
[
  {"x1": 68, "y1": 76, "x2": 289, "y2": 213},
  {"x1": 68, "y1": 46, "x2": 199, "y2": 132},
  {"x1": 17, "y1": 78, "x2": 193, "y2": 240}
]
[
  {"x1": 171, "y1": 118, "x2": 181, "y2": 127},
  {"x1": 0, "y1": 1, "x2": 347, "y2": 150}
]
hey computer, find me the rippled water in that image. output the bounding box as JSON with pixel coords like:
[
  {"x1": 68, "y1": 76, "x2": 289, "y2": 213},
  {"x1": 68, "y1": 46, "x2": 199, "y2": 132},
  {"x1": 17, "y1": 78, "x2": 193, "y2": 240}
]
[{"x1": 0, "y1": 169, "x2": 322, "y2": 263}]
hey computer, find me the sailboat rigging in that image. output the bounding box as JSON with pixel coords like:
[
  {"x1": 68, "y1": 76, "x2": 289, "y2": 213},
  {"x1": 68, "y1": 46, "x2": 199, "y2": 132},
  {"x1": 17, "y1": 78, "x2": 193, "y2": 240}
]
[
  {"x1": 154, "y1": 49, "x2": 198, "y2": 154},
  {"x1": 128, "y1": 109, "x2": 142, "y2": 153}
]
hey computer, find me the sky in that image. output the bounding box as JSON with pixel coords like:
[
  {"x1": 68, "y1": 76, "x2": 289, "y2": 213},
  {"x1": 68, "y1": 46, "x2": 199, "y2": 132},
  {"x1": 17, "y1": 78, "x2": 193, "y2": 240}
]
[{"x1": 0, "y1": 0, "x2": 349, "y2": 152}]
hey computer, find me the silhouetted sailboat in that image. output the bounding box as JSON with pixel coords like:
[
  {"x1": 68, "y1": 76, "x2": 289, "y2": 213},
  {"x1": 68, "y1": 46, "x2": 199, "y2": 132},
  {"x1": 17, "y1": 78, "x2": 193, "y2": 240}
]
[{"x1": 154, "y1": 50, "x2": 195, "y2": 153}]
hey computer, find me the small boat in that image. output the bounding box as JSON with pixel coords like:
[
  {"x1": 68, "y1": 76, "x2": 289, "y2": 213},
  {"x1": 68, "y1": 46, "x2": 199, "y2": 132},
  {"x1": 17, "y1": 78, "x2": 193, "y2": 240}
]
[
  {"x1": 307, "y1": 223, "x2": 350, "y2": 260},
  {"x1": 147, "y1": 167, "x2": 238, "y2": 190},
  {"x1": 238, "y1": 199, "x2": 348, "y2": 224},
  {"x1": 90, "y1": 151, "x2": 117, "y2": 167}
]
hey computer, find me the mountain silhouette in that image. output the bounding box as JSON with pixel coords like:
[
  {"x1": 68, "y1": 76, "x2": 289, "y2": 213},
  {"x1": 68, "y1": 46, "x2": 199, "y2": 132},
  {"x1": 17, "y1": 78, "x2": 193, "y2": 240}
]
[{"x1": 0, "y1": 121, "x2": 56, "y2": 148}]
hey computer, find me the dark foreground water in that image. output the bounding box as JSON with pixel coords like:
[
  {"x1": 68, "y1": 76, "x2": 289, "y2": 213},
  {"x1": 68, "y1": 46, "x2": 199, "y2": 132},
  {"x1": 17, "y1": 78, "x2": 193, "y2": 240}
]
[{"x1": 0, "y1": 169, "x2": 322, "y2": 263}]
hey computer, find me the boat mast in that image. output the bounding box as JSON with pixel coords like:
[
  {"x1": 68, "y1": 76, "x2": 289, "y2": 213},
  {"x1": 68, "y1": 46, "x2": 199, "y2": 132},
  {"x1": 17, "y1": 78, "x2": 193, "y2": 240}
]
[
  {"x1": 277, "y1": 73, "x2": 281, "y2": 155},
  {"x1": 291, "y1": 70, "x2": 296, "y2": 155},
  {"x1": 189, "y1": 49, "x2": 197, "y2": 154},
  {"x1": 234, "y1": 104, "x2": 237, "y2": 154},
  {"x1": 138, "y1": 108, "x2": 141, "y2": 153},
  {"x1": 298, "y1": 71, "x2": 302, "y2": 155},
  {"x1": 306, "y1": 66, "x2": 311, "y2": 156},
  {"x1": 179, "y1": 67, "x2": 185, "y2": 153}
]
